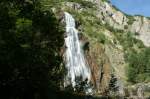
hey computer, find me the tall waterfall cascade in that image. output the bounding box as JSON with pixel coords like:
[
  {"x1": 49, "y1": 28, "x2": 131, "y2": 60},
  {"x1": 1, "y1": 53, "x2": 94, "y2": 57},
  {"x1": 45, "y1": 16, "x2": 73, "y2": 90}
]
[{"x1": 64, "y1": 12, "x2": 92, "y2": 93}]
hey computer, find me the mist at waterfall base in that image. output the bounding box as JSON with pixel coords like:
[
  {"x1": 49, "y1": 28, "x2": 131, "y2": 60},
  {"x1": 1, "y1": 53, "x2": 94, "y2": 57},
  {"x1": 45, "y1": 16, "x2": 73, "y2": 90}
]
[{"x1": 63, "y1": 12, "x2": 93, "y2": 94}]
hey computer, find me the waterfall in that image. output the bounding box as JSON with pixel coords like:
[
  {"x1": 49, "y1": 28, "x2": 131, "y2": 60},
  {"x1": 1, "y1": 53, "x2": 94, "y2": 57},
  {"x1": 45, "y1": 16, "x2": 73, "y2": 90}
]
[{"x1": 64, "y1": 12, "x2": 91, "y2": 93}]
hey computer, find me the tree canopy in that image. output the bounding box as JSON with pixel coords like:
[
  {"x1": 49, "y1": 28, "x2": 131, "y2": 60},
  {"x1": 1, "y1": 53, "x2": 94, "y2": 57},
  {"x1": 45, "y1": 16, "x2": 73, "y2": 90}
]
[
  {"x1": 127, "y1": 48, "x2": 150, "y2": 83},
  {"x1": 0, "y1": 0, "x2": 64, "y2": 99}
]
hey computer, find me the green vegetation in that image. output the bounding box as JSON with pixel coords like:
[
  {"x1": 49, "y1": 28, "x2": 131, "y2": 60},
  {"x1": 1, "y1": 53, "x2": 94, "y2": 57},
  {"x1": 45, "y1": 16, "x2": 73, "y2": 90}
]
[
  {"x1": 102, "y1": 0, "x2": 110, "y2": 3},
  {"x1": 126, "y1": 15, "x2": 136, "y2": 25},
  {"x1": 113, "y1": 31, "x2": 149, "y2": 83},
  {"x1": 41, "y1": 0, "x2": 95, "y2": 9},
  {"x1": 0, "y1": 0, "x2": 64, "y2": 99},
  {"x1": 105, "y1": 23, "x2": 149, "y2": 83},
  {"x1": 109, "y1": 74, "x2": 118, "y2": 94},
  {"x1": 64, "y1": 3, "x2": 107, "y2": 44},
  {"x1": 104, "y1": 23, "x2": 124, "y2": 33},
  {"x1": 1, "y1": 0, "x2": 149, "y2": 98},
  {"x1": 126, "y1": 48, "x2": 150, "y2": 83},
  {"x1": 124, "y1": 25, "x2": 128, "y2": 29},
  {"x1": 97, "y1": 33, "x2": 107, "y2": 44},
  {"x1": 69, "y1": 0, "x2": 95, "y2": 8},
  {"x1": 113, "y1": 31, "x2": 150, "y2": 83}
]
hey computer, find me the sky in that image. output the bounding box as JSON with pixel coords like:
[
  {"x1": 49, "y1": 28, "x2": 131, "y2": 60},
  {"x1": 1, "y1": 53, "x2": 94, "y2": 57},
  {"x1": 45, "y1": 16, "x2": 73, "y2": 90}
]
[{"x1": 110, "y1": 0, "x2": 150, "y2": 17}]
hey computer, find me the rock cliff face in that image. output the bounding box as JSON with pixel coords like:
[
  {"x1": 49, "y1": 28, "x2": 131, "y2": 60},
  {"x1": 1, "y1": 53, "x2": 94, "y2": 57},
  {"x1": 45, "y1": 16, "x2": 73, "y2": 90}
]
[
  {"x1": 85, "y1": 42, "x2": 111, "y2": 94},
  {"x1": 51, "y1": 0, "x2": 150, "y2": 97},
  {"x1": 90, "y1": 0, "x2": 150, "y2": 46}
]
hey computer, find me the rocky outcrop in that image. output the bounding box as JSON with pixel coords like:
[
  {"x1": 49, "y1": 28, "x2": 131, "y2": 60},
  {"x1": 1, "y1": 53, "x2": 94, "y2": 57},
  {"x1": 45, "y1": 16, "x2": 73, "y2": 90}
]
[
  {"x1": 84, "y1": 42, "x2": 111, "y2": 95},
  {"x1": 124, "y1": 83, "x2": 150, "y2": 99},
  {"x1": 86, "y1": 0, "x2": 150, "y2": 46},
  {"x1": 132, "y1": 17, "x2": 150, "y2": 46},
  {"x1": 105, "y1": 44, "x2": 126, "y2": 81},
  {"x1": 64, "y1": 0, "x2": 150, "y2": 47},
  {"x1": 97, "y1": 1, "x2": 128, "y2": 29}
]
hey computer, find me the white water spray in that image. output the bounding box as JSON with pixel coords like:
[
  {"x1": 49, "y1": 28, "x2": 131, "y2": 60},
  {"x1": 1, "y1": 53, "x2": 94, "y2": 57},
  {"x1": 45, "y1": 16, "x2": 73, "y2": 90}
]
[{"x1": 64, "y1": 12, "x2": 91, "y2": 91}]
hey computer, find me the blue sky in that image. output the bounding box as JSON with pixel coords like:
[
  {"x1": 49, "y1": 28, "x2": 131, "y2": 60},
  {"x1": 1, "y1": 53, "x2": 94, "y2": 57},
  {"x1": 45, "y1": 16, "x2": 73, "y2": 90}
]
[{"x1": 110, "y1": 0, "x2": 150, "y2": 17}]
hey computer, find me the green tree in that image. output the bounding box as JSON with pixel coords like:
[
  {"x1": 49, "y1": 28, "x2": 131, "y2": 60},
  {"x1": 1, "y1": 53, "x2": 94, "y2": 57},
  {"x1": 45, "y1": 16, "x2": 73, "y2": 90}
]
[
  {"x1": 109, "y1": 74, "x2": 118, "y2": 93},
  {"x1": 127, "y1": 48, "x2": 150, "y2": 83},
  {"x1": 0, "y1": 0, "x2": 64, "y2": 99}
]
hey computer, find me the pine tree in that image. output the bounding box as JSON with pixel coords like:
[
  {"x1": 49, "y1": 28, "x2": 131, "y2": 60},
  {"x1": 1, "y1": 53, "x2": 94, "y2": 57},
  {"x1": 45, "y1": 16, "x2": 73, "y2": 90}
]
[{"x1": 109, "y1": 74, "x2": 119, "y2": 94}]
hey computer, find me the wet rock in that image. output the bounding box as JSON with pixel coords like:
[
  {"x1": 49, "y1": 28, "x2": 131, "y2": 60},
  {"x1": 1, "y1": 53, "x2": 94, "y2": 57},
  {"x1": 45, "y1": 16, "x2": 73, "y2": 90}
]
[{"x1": 85, "y1": 43, "x2": 111, "y2": 95}]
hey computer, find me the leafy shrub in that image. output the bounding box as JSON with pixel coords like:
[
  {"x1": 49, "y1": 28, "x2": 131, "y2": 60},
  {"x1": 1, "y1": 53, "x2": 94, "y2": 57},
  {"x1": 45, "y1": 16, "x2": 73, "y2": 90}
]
[
  {"x1": 98, "y1": 33, "x2": 107, "y2": 44},
  {"x1": 124, "y1": 25, "x2": 128, "y2": 29},
  {"x1": 0, "y1": 1, "x2": 64, "y2": 98},
  {"x1": 80, "y1": 1, "x2": 95, "y2": 8},
  {"x1": 102, "y1": 0, "x2": 110, "y2": 3},
  {"x1": 127, "y1": 48, "x2": 150, "y2": 83},
  {"x1": 127, "y1": 15, "x2": 136, "y2": 25},
  {"x1": 65, "y1": 0, "x2": 95, "y2": 8}
]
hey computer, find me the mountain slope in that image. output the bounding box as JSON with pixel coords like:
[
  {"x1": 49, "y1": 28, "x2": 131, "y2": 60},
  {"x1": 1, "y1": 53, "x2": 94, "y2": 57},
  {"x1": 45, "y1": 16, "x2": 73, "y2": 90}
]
[{"x1": 41, "y1": 0, "x2": 150, "y2": 97}]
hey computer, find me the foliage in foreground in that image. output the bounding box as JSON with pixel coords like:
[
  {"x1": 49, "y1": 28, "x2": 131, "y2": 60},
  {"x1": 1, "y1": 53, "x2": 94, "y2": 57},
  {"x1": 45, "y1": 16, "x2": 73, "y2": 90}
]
[{"x1": 0, "y1": 0, "x2": 64, "y2": 99}]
